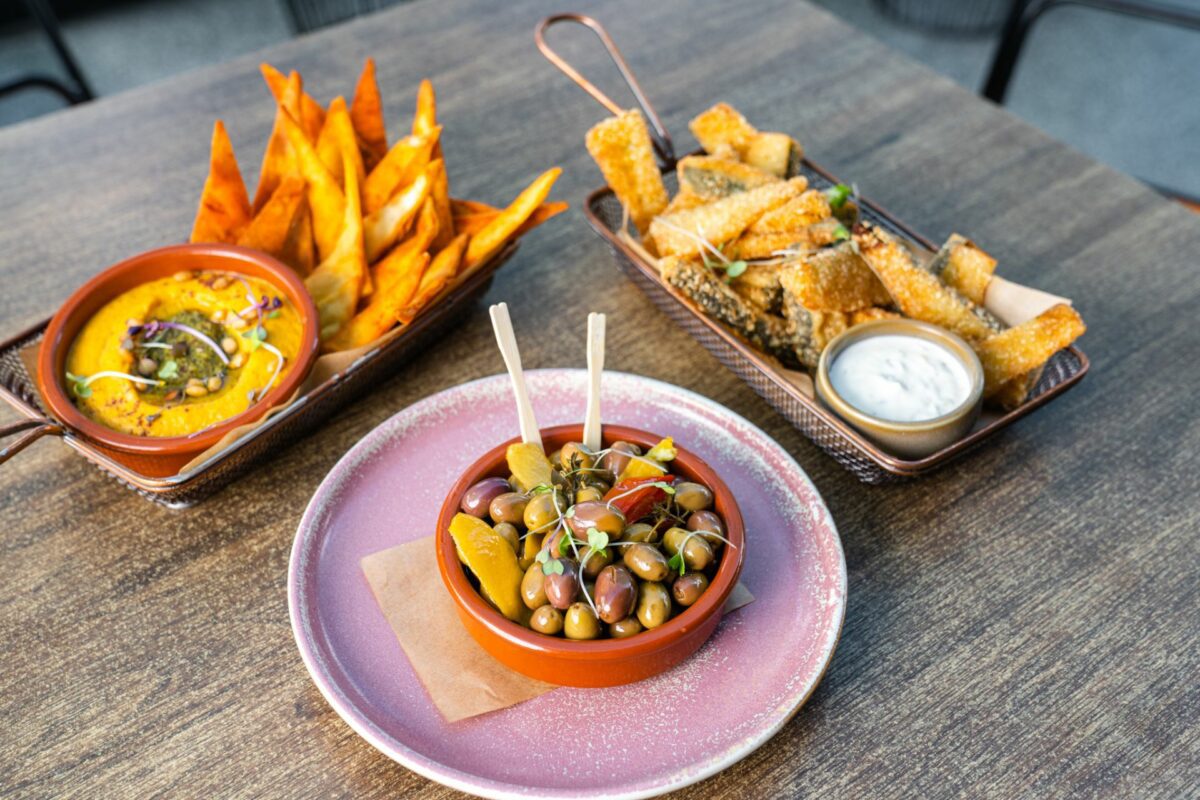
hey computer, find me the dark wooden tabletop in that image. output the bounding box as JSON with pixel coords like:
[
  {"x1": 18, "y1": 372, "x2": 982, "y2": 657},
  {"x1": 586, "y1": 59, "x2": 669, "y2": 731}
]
[{"x1": 2, "y1": 0, "x2": 1198, "y2": 797}]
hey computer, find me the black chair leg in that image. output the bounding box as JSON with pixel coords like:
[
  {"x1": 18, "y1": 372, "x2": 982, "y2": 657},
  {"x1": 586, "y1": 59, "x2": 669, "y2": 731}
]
[{"x1": 0, "y1": 0, "x2": 94, "y2": 106}]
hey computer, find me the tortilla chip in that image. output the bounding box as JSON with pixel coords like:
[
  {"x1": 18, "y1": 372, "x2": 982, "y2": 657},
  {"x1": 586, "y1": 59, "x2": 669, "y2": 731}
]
[
  {"x1": 363, "y1": 131, "x2": 438, "y2": 214},
  {"x1": 253, "y1": 70, "x2": 303, "y2": 213},
  {"x1": 236, "y1": 174, "x2": 306, "y2": 263},
  {"x1": 399, "y1": 233, "x2": 468, "y2": 323},
  {"x1": 190, "y1": 120, "x2": 252, "y2": 244},
  {"x1": 363, "y1": 163, "x2": 432, "y2": 262},
  {"x1": 305, "y1": 149, "x2": 366, "y2": 343},
  {"x1": 279, "y1": 103, "x2": 345, "y2": 262},
  {"x1": 350, "y1": 58, "x2": 387, "y2": 172},
  {"x1": 261, "y1": 62, "x2": 324, "y2": 141},
  {"x1": 316, "y1": 96, "x2": 366, "y2": 195},
  {"x1": 463, "y1": 167, "x2": 561, "y2": 270}
]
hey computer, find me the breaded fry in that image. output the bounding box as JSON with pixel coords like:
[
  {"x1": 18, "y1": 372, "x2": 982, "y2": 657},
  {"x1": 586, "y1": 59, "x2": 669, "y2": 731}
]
[
  {"x1": 974, "y1": 304, "x2": 1085, "y2": 396},
  {"x1": 748, "y1": 189, "x2": 830, "y2": 234},
  {"x1": 688, "y1": 103, "x2": 802, "y2": 176},
  {"x1": 780, "y1": 243, "x2": 891, "y2": 311},
  {"x1": 744, "y1": 131, "x2": 802, "y2": 177},
  {"x1": 853, "y1": 223, "x2": 998, "y2": 341},
  {"x1": 726, "y1": 232, "x2": 808, "y2": 261},
  {"x1": 781, "y1": 292, "x2": 848, "y2": 368},
  {"x1": 586, "y1": 110, "x2": 668, "y2": 233},
  {"x1": 731, "y1": 263, "x2": 784, "y2": 313},
  {"x1": 991, "y1": 367, "x2": 1043, "y2": 410},
  {"x1": 929, "y1": 233, "x2": 997, "y2": 306},
  {"x1": 676, "y1": 155, "x2": 779, "y2": 201},
  {"x1": 649, "y1": 178, "x2": 805, "y2": 258},
  {"x1": 849, "y1": 306, "x2": 901, "y2": 326},
  {"x1": 663, "y1": 185, "x2": 709, "y2": 214}
]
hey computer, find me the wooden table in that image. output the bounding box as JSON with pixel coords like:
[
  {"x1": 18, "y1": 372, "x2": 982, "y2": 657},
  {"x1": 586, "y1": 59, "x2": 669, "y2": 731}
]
[{"x1": 2, "y1": 0, "x2": 1198, "y2": 796}]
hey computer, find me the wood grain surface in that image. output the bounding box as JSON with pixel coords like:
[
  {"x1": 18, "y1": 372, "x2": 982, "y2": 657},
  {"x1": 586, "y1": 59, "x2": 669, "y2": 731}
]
[{"x1": 2, "y1": 0, "x2": 1198, "y2": 797}]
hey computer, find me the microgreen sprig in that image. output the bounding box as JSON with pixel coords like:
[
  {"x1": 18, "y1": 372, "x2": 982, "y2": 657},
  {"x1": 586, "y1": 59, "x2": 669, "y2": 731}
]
[
  {"x1": 66, "y1": 370, "x2": 162, "y2": 398},
  {"x1": 825, "y1": 183, "x2": 853, "y2": 210},
  {"x1": 666, "y1": 529, "x2": 736, "y2": 577}
]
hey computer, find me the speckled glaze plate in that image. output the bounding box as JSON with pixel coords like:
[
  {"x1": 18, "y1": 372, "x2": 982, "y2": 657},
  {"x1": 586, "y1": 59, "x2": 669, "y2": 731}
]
[{"x1": 289, "y1": 369, "x2": 846, "y2": 799}]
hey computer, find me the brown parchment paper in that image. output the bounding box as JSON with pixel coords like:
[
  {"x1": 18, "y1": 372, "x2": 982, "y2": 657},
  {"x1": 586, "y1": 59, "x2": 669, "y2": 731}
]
[{"x1": 361, "y1": 535, "x2": 755, "y2": 723}]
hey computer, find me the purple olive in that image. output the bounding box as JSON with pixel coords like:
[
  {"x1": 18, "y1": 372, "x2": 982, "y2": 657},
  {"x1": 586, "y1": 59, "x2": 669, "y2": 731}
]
[
  {"x1": 594, "y1": 565, "x2": 637, "y2": 623},
  {"x1": 462, "y1": 477, "x2": 511, "y2": 518},
  {"x1": 566, "y1": 501, "x2": 625, "y2": 538},
  {"x1": 544, "y1": 559, "x2": 579, "y2": 610}
]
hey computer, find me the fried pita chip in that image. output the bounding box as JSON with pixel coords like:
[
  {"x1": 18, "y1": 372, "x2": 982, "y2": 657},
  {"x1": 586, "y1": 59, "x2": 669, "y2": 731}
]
[
  {"x1": 305, "y1": 149, "x2": 366, "y2": 343},
  {"x1": 350, "y1": 58, "x2": 387, "y2": 172},
  {"x1": 316, "y1": 96, "x2": 366, "y2": 195},
  {"x1": 253, "y1": 70, "x2": 302, "y2": 213},
  {"x1": 428, "y1": 156, "x2": 453, "y2": 249},
  {"x1": 281, "y1": 200, "x2": 315, "y2": 276},
  {"x1": 414, "y1": 78, "x2": 443, "y2": 162},
  {"x1": 363, "y1": 163, "x2": 432, "y2": 262},
  {"x1": 585, "y1": 110, "x2": 668, "y2": 233},
  {"x1": 367, "y1": 199, "x2": 439, "y2": 297},
  {"x1": 453, "y1": 201, "x2": 567, "y2": 238},
  {"x1": 363, "y1": 131, "x2": 438, "y2": 214},
  {"x1": 450, "y1": 198, "x2": 498, "y2": 215},
  {"x1": 464, "y1": 167, "x2": 561, "y2": 270},
  {"x1": 279, "y1": 103, "x2": 345, "y2": 262},
  {"x1": 236, "y1": 174, "x2": 306, "y2": 263},
  {"x1": 974, "y1": 305, "x2": 1085, "y2": 396},
  {"x1": 261, "y1": 62, "x2": 324, "y2": 142},
  {"x1": 191, "y1": 120, "x2": 252, "y2": 244},
  {"x1": 398, "y1": 233, "x2": 468, "y2": 323},
  {"x1": 325, "y1": 250, "x2": 430, "y2": 352}
]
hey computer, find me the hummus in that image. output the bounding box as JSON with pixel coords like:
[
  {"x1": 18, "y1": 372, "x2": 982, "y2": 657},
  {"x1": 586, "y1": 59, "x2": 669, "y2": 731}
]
[{"x1": 65, "y1": 270, "x2": 303, "y2": 437}]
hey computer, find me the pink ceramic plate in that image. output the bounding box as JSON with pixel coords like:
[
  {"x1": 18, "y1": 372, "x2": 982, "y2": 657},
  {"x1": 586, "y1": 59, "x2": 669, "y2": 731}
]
[{"x1": 289, "y1": 369, "x2": 846, "y2": 799}]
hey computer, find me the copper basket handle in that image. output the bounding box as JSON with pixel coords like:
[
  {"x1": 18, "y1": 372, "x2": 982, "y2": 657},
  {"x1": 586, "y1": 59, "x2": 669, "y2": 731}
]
[
  {"x1": 0, "y1": 417, "x2": 62, "y2": 465},
  {"x1": 534, "y1": 13, "x2": 676, "y2": 169}
]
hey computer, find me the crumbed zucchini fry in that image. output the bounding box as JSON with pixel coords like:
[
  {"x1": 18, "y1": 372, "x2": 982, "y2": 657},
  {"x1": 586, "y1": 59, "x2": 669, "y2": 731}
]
[
  {"x1": 853, "y1": 223, "x2": 998, "y2": 341},
  {"x1": 850, "y1": 306, "x2": 901, "y2": 325},
  {"x1": 749, "y1": 189, "x2": 830, "y2": 234},
  {"x1": 781, "y1": 292, "x2": 848, "y2": 368},
  {"x1": 992, "y1": 367, "x2": 1043, "y2": 410},
  {"x1": 780, "y1": 243, "x2": 891, "y2": 312},
  {"x1": 727, "y1": 232, "x2": 808, "y2": 261},
  {"x1": 928, "y1": 233, "x2": 997, "y2": 306},
  {"x1": 731, "y1": 263, "x2": 784, "y2": 313},
  {"x1": 974, "y1": 305, "x2": 1085, "y2": 396},
  {"x1": 688, "y1": 103, "x2": 802, "y2": 177},
  {"x1": 586, "y1": 109, "x2": 669, "y2": 233},
  {"x1": 649, "y1": 178, "x2": 805, "y2": 258},
  {"x1": 663, "y1": 185, "x2": 709, "y2": 214},
  {"x1": 677, "y1": 155, "x2": 779, "y2": 201},
  {"x1": 744, "y1": 132, "x2": 802, "y2": 177}
]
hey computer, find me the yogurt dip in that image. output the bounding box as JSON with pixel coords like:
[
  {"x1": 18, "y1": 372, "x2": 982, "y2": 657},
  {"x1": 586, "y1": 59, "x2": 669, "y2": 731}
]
[{"x1": 828, "y1": 334, "x2": 971, "y2": 423}]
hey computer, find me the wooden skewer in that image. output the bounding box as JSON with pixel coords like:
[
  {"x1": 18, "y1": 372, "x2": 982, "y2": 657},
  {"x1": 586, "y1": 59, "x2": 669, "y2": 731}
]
[
  {"x1": 583, "y1": 312, "x2": 606, "y2": 452},
  {"x1": 489, "y1": 302, "x2": 542, "y2": 447}
]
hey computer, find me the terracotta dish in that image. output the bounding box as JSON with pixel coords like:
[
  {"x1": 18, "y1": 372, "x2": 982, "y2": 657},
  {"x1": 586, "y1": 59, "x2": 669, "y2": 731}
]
[
  {"x1": 436, "y1": 423, "x2": 745, "y2": 687},
  {"x1": 37, "y1": 243, "x2": 319, "y2": 476}
]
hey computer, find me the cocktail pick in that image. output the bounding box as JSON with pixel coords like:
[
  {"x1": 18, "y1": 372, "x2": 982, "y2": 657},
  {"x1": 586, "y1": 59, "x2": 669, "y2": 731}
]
[
  {"x1": 489, "y1": 302, "x2": 542, "y2": 447},
  {"x1": 583, "y1": 312, "x2": 605, "y2": 452}
]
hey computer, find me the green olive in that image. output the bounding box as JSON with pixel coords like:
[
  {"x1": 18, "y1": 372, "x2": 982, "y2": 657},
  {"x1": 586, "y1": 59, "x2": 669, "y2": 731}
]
[
  {"x1": 489, "y1": 492, "x2": 527, "y2": 525},
  {"x1": 623, "y1": 542, "x2": 670, "y2": 581},
  {"x1": 580, "y1": 546, "x2": 613, "y2": 580},
  {"x1": 623, "y1": 522, "x2": 658, "y2": 543},
  {"x1": 567, "y1": 501, "x2": 625, "y2": 538},
  {"x1": 521, "y1": 563, "x2": 548, "y2": 609},
  {"x1": 672, "y1": 571, "x2": 709, "y2": 607},
  {"x1": 519, "y1": 532, "x2": 542, "y2": 571},
  {"x1": 687, "y1": 510, "x2": 726, "y2": 551},
  {"x1": 547, "y1": 449, "x2": 562, "y2": 469},
  {"x1": 493, "y1": 522, "x2": 520, "y2": 553},
  {"x1": 523, "y1": 492, "x2": 560, "y2": 532},
  {"x1": 559, "y1": 441, "x2": 595, "y2": 471},
  {"x1": 530, "y1": 605, "x2": 563, "y2": 635},
  {"x1": 575, "y1": 486, "x2": 603, "y2": 504},
  {"x1": 663, "y1": 526, "x2": 715, "y2": 571},
  {"x1": 636, "y1": 582, "x2": 672, "y2": 629},
  {"x1": 564, "y1": 602, "x2": 601, "y2": 640},
  {"x1": 609, "y1": 616, "x2": 644, "y2": 639},
  {"x1": 674, "y1": 481, "x2": 714, "y2": 512}
]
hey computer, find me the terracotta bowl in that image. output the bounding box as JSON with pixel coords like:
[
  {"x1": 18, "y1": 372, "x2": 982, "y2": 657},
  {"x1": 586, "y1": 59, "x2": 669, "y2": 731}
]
[
  {"x1": 37, "y1": 243, "x2": 320, "y2": 477},
  {"x1": 435, "y1": 423, "x2": 745, "y2": 688}
]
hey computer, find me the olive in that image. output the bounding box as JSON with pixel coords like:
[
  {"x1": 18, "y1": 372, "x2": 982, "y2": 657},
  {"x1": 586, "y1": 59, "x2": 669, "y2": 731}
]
[
  {"x1": 672, "y1": 572, "x2": 709, "y2": 607},
  {"x1": 609, "y1": 616, "x2": 644, "y2": 639},
  {"x1": 623, "y1": 543, "x2": 670, "y2": 581},
  {"x1": 547, "y1": 449, "x2": 562, "y2": 469},
  {"x1": 524, "y1": 492, "x2": 560, "y2": 533},
  {"x1": 489, "y1": 492, "x2": 528, "y2": 525},
  {"x1": 636, "y1": 582, "x2": 672, "y2": 629},
  {"x1": 521, "y1": 563, "x2": 548, "y2": 609},
  {"x1": 530, "y1": 605, "x2": 563, "y2": 635},
  {"x1": 597, "y1": 441, "x2": 641, "y2": 482},
  {"x1": 594, "y1": 565, "x2": 636, "y2": 623},
  {"x1": 494, "y1": 522, "x2": 520, "y2": 553},
  {"x1": 575, "y1": 486, "x2": 603, "y2": 504},
  {"x1": 462, "y1": 477, "x2": 511, "y2": 518},
  {"x1": 587, "y1": 479, "x2": 612, "y2": 496},
  {"x1": 564, "y1": 602, "x2": 601, "y2": 640},
  {"x1": 674, "y1": 481, "x2": 714, "y2": 512},
  {"x1": 559, "y1": 441, "x2": 595, "y2": 471},
  {"x1": 663, "y1": 527, "x2": 715, "y2": 571},
  {"x1": 687, "y1": 510, "x2": 726, "y2": 550},
  {"x1": 519, "y1": 532, "x2": 542, "y2": 571},
  {"x1": 544, "y1": 559, "x2": 579, "y2": 610},
  {"x1": 623, "y1": 522, "x2": 658, "y2": 543},
  {"x1": 567, "y1": 501, "x2": 625, "y2": 538},
  {"x1": 544, "y1": 528, "x2": 574, "y2": 558},
  {"x1": 582, "y1": 581, "x2": 596, "y2": 604},
  {"x1": 580, "y1": 546, "x2": 613, "y2": 580}
]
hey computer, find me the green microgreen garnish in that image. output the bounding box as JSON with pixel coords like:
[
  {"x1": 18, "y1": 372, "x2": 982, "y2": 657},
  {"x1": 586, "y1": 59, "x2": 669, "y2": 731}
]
[
  {"x1": 557, "y1": 534, "x2": 572, "y2": 556},
  {"x1": 528, "y1": 484, "x2": 554, "y2": 495},
  {"x1": 65, "y1": 371, "x2": 92, "y2": 398},
  {"x1": 831, "y1": 223, "x2": 850, "y2": 242},
  {"x1": 241, "y1": 324, "x2": 269, "y2": 351},
  {"x1": 267, "y1": 310, "x2": 281, "y2": 319},
  {"x1": 667, "y1": 551, "x2": 686, "y2": 577},
  {"x1": 156, "y1": 359, "x2": 179, "y2": 380},
  {"x1": 65, "y1": 370, "x2": 162, "y2": 397},
  {"x1": 538, "y1": 552, "x2": 565, "y2": 576},
  {"x1": 826, "y1": 183, "x2": 852, "y2": 210}
]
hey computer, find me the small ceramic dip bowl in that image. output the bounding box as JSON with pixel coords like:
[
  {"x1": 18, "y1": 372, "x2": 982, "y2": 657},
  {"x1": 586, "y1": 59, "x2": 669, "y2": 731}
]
[{"x1": 815, "y1": 319, "x2": 983, "y2": 459}]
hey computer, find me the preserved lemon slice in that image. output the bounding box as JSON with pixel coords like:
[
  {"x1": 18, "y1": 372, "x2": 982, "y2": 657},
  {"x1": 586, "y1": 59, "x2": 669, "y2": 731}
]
[
  {"x1": 617, "y1": 437, "x2": 673, "y2": 483},
  {"x1": 448, "y1": 512, "x2": 526, "y2": 622},
  {"x1": 506, "y1": 442, "x2": 554, "y2": 491}
]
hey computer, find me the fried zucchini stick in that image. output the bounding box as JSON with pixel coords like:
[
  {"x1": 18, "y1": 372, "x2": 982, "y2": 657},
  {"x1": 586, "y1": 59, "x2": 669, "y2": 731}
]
[
  {"x1": 928, "y1": 233, "x2": 997, "y2": 306},
  {"x1": 677, "y1": 155, "x2": 780, "y2": 201},
  {"x1": 974, "y1": 304, "x2": 1085, "y2": 396},
  {"x1": 748, "y1": 189, "x2": 831, "y2": 234},
  {"x1": 781, "y1": 242, "x2": 891, "y2": 311},
  {"x1": 650, "y1": 178, "x2": 805, "y2": 258},
  {"x1": 586, "y1": 110, "x2": 668, "y2": 233}
]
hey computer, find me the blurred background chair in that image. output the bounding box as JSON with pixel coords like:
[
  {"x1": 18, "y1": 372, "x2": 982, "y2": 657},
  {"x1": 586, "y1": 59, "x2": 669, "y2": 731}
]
[{"x1": 0, "y1": 0, "x2": 92, "y2": 107}]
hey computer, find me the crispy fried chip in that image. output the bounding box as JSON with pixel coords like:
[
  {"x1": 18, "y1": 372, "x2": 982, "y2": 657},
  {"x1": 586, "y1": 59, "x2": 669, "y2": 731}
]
[
  {"x1": 350, "y1": 58, "x2": 388, "y2": 172},
  {"x1": 306, "y1": 149, "x2": 366, "y2": 343},
  {"x1": 363, "y1": 131, "x2": 438, "y2": 214},
  {"x1": 450, "y1": 198, "x2": 497, "y2": 215},
  {"x1": 454, "y1": 201, "x2": 568, "y2": 237},
  {"x1": 853, "y1": 223, "x2": 998, "y2": 341},
  {"x1": 427, "y1": 156, "x2": 453, "y2": 250},
  {"x1": 676, "y1": 155, "x2": 780, "y2": 201},
  {"x1": 190, "y1": 120, "x2": 252, "y2": 244},
  {"x1": 283, "y1": 203, "x2": 315, "y2": 276},
  {"x1": 663, "y1": 185, "x2": 709, "y2": 214},
  {"x1": 253, "y1": 70, "x2": 302, "y2": 213},
  {"x1": 413, "y1": 78, "x2": 444, "y2": 162},
  {"x1": 688, "y1": 103, "x2": 801, "y2": 176},
  {"x1": 278, "y1": 103, "x2": 346, "y2": 262},
  {"x1": 748, "y1": 189, "x2": 829, "y2": 234},
  {"x1": 398, "y1": 233, "x2": 468, "y2": 323},
  {"x1": 369, "y1": 198, "x2": 440, "y2": 297},
  {"x1": 464, "y1": 167, "x2": 562, "y2": 270},
  {"x1": 849, "y1": 306, "x2": 901, "y2": 326},
  {"x1": 974, "y1": 305, "x2": 1085, "y2": 396},
  {"x1": 649, "y1": 178, "x2": 805, "y2": 258},
  {"x1": 261, "y1": 62, "x2": 324, "y2": 141},
  {"x1": 316, "y1": 96, "x2": 366, "y2": 194},
  {"x1": 585, "y1": 110, "x2": 668, "y2": 233},
  {"x1": 744, "y1": 131, "x2": 801, "y2": 177},
  {"x1": 928, "y1": 233, "x2": 997, "y2": 306},
  {"x1": 363, "y1": 163, "x2": 432, "y2": 262},
  {"x1": 236, "y1": 174, "x2": 306, "y2": 264},
  {"x1": 780, "y1": 242, "x2": 891, "y2": 312}
]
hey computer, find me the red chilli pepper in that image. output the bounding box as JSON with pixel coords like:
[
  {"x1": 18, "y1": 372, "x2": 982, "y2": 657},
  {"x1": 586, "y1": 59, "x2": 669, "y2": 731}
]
[{"x1": 603, "y1": 475, "x2": 676, "y2": 523}]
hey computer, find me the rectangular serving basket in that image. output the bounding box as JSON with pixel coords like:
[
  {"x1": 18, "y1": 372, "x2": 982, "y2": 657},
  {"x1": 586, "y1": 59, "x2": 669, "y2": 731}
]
[
  {"x1": 0, "y1": 243, "x2": 516, "y2": 507},
  {"x1": 583, "y1": 162, "x2": 1088, "y2": 484}
]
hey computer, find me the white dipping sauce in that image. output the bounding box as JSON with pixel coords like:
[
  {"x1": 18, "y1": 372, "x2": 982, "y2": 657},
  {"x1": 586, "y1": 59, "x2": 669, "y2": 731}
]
[{"x1": 829, "y1": 335, "x2": 971, "y2": 422}]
